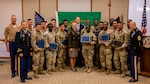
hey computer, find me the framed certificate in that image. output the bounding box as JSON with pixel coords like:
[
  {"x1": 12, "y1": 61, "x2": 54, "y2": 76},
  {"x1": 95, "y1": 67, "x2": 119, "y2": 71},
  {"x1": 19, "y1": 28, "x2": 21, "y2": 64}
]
[
  {"x1": 49, "y1": 43, "x2": 58, "y2": 51},
  {"x1": 37, "y1": 40, "x2": 44, "y2": 48},
  {"x1": 113, "y1": 40, "x2": 122, "y2": 47},
  {"x1": 81, "y1": 35, "x2": 90, "y2": 43},
  {"x1": 101, "y1": 34, "x2": 109, "y2": 42}
]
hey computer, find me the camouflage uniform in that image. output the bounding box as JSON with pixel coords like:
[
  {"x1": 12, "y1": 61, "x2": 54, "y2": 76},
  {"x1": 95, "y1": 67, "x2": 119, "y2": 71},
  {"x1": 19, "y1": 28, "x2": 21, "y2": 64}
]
[
  {"x1": 92, "y1": 25, "x2": 101, "y2": 67},
  {"x1": 81, "y1": 28, "x2": 96, "y2": 73},
  {"x1": 44, "y1": 31, "x2": 57, "y2": 73},
  {"x1": 31, "y1": 30, "x2": 45, "y2": 77},
  {"x1": 56, "y1": 30, "x2": 67, "y2": 71},
  {"x1": 113, "y1": 28, "x2": 129, "y2": 77},
  {"x1": 98, "y1": 29, "x2": 114, "y2": 74},
  {"x1": 53, "y1": 26, "x2": 59, "y2": 33}
]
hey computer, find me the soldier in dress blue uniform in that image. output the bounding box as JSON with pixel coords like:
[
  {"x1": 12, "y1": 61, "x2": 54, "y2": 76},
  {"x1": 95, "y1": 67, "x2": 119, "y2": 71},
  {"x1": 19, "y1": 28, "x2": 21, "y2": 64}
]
[
  {"x1": 15, "y1": 21, "x2": 32, "y2": 83},
  {"x1": 128, "y1": 21, "x2": 142, "y2": 82}
]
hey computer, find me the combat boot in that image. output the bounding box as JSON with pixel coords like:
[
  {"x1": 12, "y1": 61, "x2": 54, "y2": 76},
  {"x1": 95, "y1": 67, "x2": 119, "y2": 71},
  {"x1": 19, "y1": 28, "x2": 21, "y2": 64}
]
[
  {"x1": 47, "y1": 70, "x2": 52, "y2": 75},
  {"x1": 121, "y1": 71, "x2": 126, "y2": 78},
  {"x1": 34, "y1": 70, "x2": 39, "y2": 78},
  {"x1": 106, "y1": 69, "x2": 111, "y2": 75},
  {"x1": 83, "y1": 67, "x2": 89, "y2": 72},
  {"x1": 51, "y1": 69, "x2": 57, "y2": 72},
  {"x1": 98, "y1": 68, "x2": 106, "y2": 72},
  {"x1": 62, "y1": 63, "x2": 66, "y2": 69},
  {"x1": 87, "y1": 68, "x2": 92, "y2": 73},
  {"x1": 114, "y1": 69, "x2": 121, "y2": 74},
  {"x1": 58, "y1": 68, "x2": 64, "y2": 72},
  {"x1": 38, "y1": 70, "x2": 46, "y2": 75}
]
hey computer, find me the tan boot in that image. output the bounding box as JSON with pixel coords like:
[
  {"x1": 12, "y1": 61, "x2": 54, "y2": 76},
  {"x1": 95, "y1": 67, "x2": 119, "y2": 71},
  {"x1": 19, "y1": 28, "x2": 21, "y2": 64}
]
[
  {"x1": 98, "y1": 68, "x2": 106, "y2": 72},
  {"x1": 58, "y1": 68, "x2": 64, "y2": 72},
  {"x1": 106, "y1": 69, "x2": 111, "y2": 75},
  {"x1": 34, "y1": 70, "x2": 39, "y2": 78},
  {"x1": 121, "y1": 71, "x2": 126, "y2": 78},
  {"x1": 51, "y1": 69, "x2": 57, "y2": 72},
  {"x1": 62, "y1": 63, "x2": 66, "y2": 69},
  {"x1": 83, "y1": 67, "x2": 89, "y2": 72},
  {"x1": 87, "y1": 68, "x2": 92, "y2": 73},
  {"x1": 114, "y1": 69, "x2": 121, "y2": 74},
  {"x1": 38, "y1": 70, "x2": 46, "y2": 75},
  {"x1": 47, "y1": 70, "x2": 52, "y2": 75}
]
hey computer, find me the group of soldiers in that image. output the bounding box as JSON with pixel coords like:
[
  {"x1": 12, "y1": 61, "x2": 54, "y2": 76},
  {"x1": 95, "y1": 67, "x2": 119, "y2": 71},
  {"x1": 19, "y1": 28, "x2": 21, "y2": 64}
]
[{"x1": 4, "y1": 15, "x2": 142, "y2": 83}]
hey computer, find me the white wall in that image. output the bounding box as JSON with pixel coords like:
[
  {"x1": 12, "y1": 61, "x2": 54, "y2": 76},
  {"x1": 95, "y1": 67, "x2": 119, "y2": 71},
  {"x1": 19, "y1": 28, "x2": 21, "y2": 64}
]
[
  {"x1": 129, "y1": 0, "x2": 150, "y2": 36},
  {"x1": 58, "y1": 0, "x2": 91, "y2": 12}
]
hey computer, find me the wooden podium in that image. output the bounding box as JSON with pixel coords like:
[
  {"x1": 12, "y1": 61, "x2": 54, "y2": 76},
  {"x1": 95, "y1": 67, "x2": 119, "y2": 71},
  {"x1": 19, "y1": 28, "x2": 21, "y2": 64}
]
[{"x1": 139, "y1": 36, "x2": 150, "y2": 76}]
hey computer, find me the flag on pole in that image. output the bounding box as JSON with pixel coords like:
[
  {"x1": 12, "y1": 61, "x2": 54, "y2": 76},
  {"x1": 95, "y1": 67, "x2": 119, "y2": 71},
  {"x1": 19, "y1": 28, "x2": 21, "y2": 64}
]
[
  {"x1": 141, "y1": 0, "x2": 147, "y2": 36},
  {"x1": 35, "y1": 11, "x2": 45, "y2": 26}
]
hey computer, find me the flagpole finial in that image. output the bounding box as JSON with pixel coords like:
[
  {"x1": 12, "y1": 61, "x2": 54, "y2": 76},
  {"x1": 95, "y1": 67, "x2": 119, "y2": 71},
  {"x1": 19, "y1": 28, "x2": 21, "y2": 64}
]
[{"x1": 32, "y1": 8, "x2": 36, "y2": 12}]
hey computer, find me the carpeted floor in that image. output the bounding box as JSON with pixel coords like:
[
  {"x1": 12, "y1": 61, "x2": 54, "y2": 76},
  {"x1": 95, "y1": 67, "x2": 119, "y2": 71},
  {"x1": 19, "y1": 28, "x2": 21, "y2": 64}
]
[{"x1": 0, "y1": 61, "x2": 150, "y2": 84}]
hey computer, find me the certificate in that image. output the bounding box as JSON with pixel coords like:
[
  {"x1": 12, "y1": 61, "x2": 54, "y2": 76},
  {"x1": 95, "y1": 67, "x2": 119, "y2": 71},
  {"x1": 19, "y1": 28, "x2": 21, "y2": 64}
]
[
  {"x1": 81, "y1": 35, "x2": 90, "y2": 43},
  {"x1": 49, "y1": 43, "x2": 58, "y2": 51}
]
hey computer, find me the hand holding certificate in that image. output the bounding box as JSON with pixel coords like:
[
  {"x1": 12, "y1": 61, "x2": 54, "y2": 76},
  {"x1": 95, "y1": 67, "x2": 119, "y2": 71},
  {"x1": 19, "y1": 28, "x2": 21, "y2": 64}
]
[
  {"x1": 81, "y1": 35, "x2": 91, "y2": 43},
  {"x1": 37, "y1": 40, "x2": 44, "y2": 48}
]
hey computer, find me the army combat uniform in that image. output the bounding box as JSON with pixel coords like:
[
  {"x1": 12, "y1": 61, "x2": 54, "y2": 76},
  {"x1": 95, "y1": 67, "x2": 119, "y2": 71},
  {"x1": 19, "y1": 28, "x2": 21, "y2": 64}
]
[
  {"x1": 81, "y1": 28, "x2": 96, "y2": 73},
  {"x1": 44, "y1": 30, "x2": 57, "y2": 74},
  {"x1": 98, "y1": 29, "x2": 114, "y2": 75},
  {"x1": 92, "y1": 25, "x2": 101, "y2": 67},
  {"x1": 31, "y1": 30, "x2": 45, "y2": 78},
  {"x1": 113, "y1": 29, "x2": 129, "y2": 78},
  {"x1": 56, "y1": 30, "x2": 67, "y2": 71}
]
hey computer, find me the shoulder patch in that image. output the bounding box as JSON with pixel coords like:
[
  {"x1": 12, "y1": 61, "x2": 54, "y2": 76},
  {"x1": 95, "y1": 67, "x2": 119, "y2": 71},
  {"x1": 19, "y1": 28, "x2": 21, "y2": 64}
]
[{"x1": 137, "y1": 35, "x2": 141, "y2": 41}]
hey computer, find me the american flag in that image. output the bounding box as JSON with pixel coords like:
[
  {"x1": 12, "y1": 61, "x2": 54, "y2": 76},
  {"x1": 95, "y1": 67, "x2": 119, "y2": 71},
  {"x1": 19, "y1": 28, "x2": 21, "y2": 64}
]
[
  {"x1": 141, "y1": 0, "x2": 147, "y2": 36},
  {"x1": 35, "y1": 12, "x2": 45, "y2": 26}
]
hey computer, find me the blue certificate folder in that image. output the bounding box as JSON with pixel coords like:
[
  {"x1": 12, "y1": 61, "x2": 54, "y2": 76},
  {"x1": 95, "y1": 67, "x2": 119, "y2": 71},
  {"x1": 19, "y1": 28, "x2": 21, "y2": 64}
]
[
  {"x1": 81, "y1": 35, "x2": 90, "y2": 43},
  {"x1": 37, "y1": 40, "x2": 44, "y2": 48},
  {"x1": 101, "y1": 34, "x2": 109, "y2": 41},
  {"x1": 62, "y1": 40, "x2": 67, "y2": 45},
  {"x1": 49, "y1": 43, "x2": 58, "y2": 51}
]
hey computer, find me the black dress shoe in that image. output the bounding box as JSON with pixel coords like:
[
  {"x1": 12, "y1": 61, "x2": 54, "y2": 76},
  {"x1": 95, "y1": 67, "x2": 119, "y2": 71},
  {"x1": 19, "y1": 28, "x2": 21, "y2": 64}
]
[
  {"x1": 129, "y1": 78, "x2": 137, "y2": 82},
  {"x1": 25, "y1": 77, "x2": 32, "y2": 80},
  {"x1": 20, "y1": 79, "x2": 25, "y2": 83},
  {"x1": 11, "y1": 74, "x2": 15, "y2": 78}
]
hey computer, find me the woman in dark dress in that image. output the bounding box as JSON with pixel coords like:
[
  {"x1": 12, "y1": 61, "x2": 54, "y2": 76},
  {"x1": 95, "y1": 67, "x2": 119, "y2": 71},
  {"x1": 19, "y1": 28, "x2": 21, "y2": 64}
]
[{"x1": 68, "y1": 22, "x2": 80, "y2": 72}]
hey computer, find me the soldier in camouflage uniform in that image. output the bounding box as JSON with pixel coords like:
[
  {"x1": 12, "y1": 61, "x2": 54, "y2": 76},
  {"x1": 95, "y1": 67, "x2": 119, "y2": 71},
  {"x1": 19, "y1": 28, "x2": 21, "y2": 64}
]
[
  {"x1": 93, "y1": 20, "x2": 103, "y2": 68},
  {"x1": 81, "y1": 25, "x2": 97, "y2": 73},
  {"x1": 51, "y1": 19, "x2": 59, "y2": 33},
  {"x1": 113, "y1": 22, "x2": 129, "y2": 78},
  {"x1": 98, "y1": 21, "x2": 114, "y2": 75},
  {"x1": 41, "y1": 21, "x2": 47, "y2": 70},
  {"x1": 31, "y1": 23, "x2": 46, "y2": 78},
  {"x1": 56, "y1": 23, "x2": 67, "y2": 72},
  {"x1": 44, "y1": 23, "x2": 57, "y2": 74}
]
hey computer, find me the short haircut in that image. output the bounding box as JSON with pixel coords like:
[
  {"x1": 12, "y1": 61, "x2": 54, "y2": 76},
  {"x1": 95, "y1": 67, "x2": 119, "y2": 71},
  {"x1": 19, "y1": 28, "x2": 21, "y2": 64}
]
[
  {"x1": 117, "y1": 22, "x2": 123, "y2": 24},
  {"x1": 21, "y1": 20, "x2": 26, "y2": 24},
  {"x1": 94, "y1": 18, "x2": 98, "y2": 21},
  {"x1": 27, "y1": 19, "x2": 32, "y2": 21},
  {"x1": 35, "y1": 23, "x2": 41, "y2": 27},
  {"x1": 11, "y1": 15, "x2": 16, "y2": 17},
  {"x1": 63, "y1": 19, "x2": 68, "y2": 22},
  {"x1": 59, "y1": 23, "x2": 64, "y2": 26},
  {"x1": 100, "y1": 21, "x2": 104, "y2": 23},
  {"x1": 41, "y1": 21, "x2": 46, "y2": 23},
  {"x1": 51, "y1": 19, "x2": 56, "y2": 21}
]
